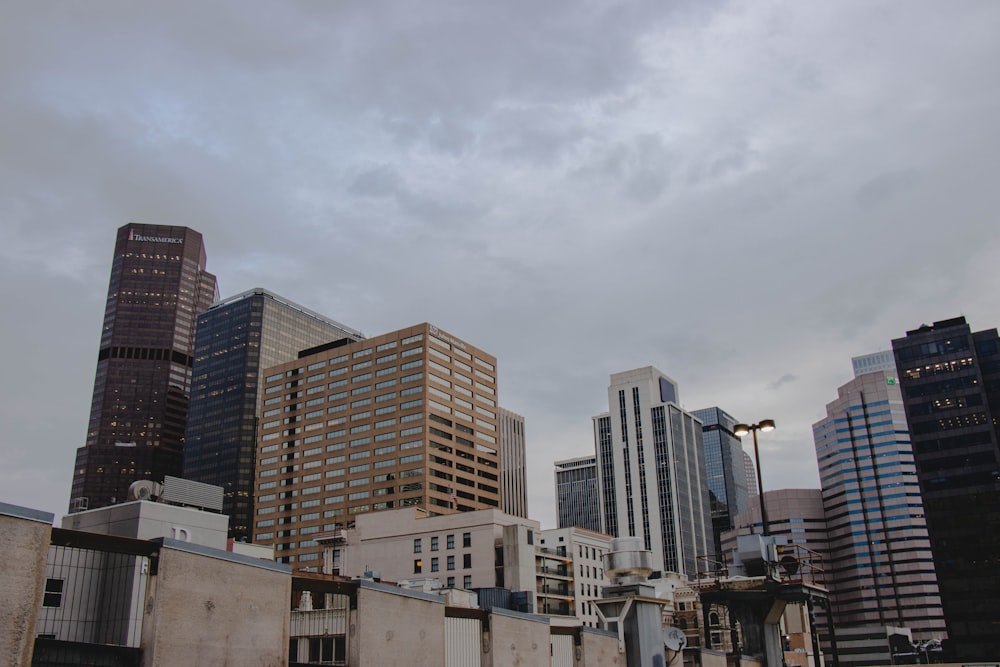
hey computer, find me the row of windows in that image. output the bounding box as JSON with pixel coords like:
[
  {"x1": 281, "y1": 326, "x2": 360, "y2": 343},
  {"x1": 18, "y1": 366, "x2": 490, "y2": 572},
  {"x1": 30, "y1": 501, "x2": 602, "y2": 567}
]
[
  {"x1": 264, "y1": 329, "x2": 497, "y2": 398},
  {"x1": 414, "y1": 532, "x2": 472, "y2": 552},
  {"x1": 413, "y1": 554, "x2": 471, "y2": 573},
  {"x1": 271, "y1": 368, "x2": 494, "y2": 411}
]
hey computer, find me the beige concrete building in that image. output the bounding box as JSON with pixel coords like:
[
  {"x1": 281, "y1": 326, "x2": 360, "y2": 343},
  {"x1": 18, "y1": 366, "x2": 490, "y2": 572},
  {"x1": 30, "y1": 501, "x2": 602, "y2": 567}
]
[
  {"x1": 253, "y1": 323, "x2": 502, "y2": 567},
  {"x1": 326, "y1": 506, "x2": 537, "y2": 597}
]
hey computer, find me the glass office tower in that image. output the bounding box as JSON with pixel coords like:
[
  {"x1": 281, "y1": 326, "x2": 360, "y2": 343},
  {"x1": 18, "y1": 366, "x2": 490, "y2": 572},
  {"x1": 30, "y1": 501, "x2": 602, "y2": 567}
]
[
  {"x1": 892, "y1": 317, "x2": 1000, "y2": 660},
  {"x1": 691, "y1": 407, "x2": 749, "y2": 558},
  {"x1": 70, "y1": 223, "x2": 219, "y2": 512},
  {"x1": 183, "y1": 288, "x2": 363, "y2": 539}
]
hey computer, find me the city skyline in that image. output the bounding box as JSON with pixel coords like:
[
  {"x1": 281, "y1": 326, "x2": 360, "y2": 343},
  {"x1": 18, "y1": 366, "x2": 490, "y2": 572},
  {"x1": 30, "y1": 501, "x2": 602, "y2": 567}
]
[{"x1": 3, "y1": 3, "x2": 1000, "y2": 531}]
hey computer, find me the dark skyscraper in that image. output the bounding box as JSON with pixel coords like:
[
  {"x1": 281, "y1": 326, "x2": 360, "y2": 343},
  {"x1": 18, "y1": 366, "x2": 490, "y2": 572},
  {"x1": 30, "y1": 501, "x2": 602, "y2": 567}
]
[
  {"x1": 70, "y1": 224, "x2": 219, "y2": 512},
  {"x1": 892, "y1": 316, "x2": 1000, "y2": 660},
  {"x1": 183, "y1": 288, "x2": 363, "y2": 539},
  {"x1": 691, "y1": 407, "x2": 749, "y2": 558}
]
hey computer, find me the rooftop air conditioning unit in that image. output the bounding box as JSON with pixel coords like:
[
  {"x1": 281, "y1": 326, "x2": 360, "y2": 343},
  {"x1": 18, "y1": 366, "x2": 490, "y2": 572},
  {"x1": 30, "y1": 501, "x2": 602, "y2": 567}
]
[{"x1": 127, "y1": 480, "x2": 164, "y2": 502}]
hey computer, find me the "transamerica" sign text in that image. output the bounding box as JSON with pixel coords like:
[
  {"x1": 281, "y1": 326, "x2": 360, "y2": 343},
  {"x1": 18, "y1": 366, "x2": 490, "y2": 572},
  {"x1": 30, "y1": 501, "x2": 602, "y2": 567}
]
[{"x1": 128, "y1": 230, "x2": 183, "y2": 244}]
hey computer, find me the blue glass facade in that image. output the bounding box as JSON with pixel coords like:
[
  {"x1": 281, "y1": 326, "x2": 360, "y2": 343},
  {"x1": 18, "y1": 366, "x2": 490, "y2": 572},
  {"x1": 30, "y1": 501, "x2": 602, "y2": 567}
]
[
  {"x1": 691, "y1": 407, "x2": 749, "y2": 558},
  {"x1": 183, "y1": 289, "x2": 362, "y2": 539}
]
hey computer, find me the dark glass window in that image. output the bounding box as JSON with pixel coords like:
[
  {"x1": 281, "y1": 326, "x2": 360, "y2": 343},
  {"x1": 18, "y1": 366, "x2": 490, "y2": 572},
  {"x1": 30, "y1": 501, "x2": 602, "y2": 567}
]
[{"x1": 43, "y1": 578, "x2": 64, "y2": 607}]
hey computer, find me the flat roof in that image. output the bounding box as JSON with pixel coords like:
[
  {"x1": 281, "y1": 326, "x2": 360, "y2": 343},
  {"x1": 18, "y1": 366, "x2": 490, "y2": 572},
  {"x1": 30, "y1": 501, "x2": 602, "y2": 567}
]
[{"x1": 0, "y1": 501, "x2": 54, "y2": 525}]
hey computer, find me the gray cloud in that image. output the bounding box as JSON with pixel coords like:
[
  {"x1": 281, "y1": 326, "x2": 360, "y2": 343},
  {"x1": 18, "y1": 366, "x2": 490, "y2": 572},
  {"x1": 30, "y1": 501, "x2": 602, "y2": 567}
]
[
  {"x1": 855, "y1": 169, "x2": 921, "y2": 209},
  {"x1": 3, "y1": 1, "x2": 1000, "y2": 529},
  {"x1": 768, "y1": 374, "x2": 799, "y2": 391}
]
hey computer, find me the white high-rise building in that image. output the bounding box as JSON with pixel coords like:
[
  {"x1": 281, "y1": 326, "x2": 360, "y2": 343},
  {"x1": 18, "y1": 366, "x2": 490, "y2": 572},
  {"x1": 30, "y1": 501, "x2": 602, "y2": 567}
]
[
  {"x1": 499, "y1": 408, "x2": 528, "y2": 518},
  {"x1": 592, "y1": 367, "x2": 712, "y2": 577}
]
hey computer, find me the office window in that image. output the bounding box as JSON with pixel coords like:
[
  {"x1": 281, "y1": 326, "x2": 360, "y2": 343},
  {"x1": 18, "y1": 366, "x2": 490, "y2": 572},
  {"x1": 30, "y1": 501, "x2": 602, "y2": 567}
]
[
  {"x1": 414, "y1": 559, "x2": 422, "y2": 574},
  {"x1": 431, "y1": 557, "x2": 439, "y2": 572},
  {"x1": 43, "y1": 578, "x2": 64, "y2": 607},
  {"x1": 447, "y1": 577, "x2": 455, "y2": 588},
  {"x1": 447, "y1": 555, "x2": 455, "y2": 570},
  {"x1": 414, "y1": 538, "x2": 422, "y2": 553},
  {"x1": 463, "y1": 553, "x2": 471, "y2": 568},
  {"x1": 447, "y1": 534, "x2": 455, "y2": 549},
  {"x1": 431, "y1": 536, "x2": 439, "y2": 551},
  {"x1": 463, "y1": 532, "x2": 471, "y2": 548},
  {"x1": 464, "y1": 575, "x2": 472, "y2": 589}
]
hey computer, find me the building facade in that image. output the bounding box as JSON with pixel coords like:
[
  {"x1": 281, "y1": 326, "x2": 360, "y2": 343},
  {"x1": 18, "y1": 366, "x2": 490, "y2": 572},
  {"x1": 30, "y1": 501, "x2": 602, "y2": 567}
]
[
  {"x1": 183, "y1": 288, "x2": 363, "y2": 539},
  {"x1": 329, "y1": 506, "x2": 537, "y2": 600},
  {"x1": 537, "y1": 527, "x2": 611, "y2": 628},
  {"x1": 691, "y1": 407, "x2": 749, "y2": 559},
  {"x1": 252, "y1": 323, "x2": 501, "y2": 567},
  {"x1": 891, "y1": 317, "x2": 1000, "y2": 660},
  {"x1": 70, "y1": 223, "x2": 219, "y2": 513},
  {"x1": 743, "y1": 451, "x2": 758, "y2": 499},
  {"x1": 553, "y1": 455, "x2": 601, "y2": 533},
  {"x1": 722, "y1": 488, "x2": 830, "y2": 591},
  {"x1": 592, "y1": 367, "x2": 713, "y2": 577},
  {"x1": 812, "y1": 368, "x2": 946, "y2": 641},
  {"x1": 499, "y1": 408, "x2": 528, "y2": 518},
  {"x1": 851, "y1": 350, "x2": 897, "y2": 377}
]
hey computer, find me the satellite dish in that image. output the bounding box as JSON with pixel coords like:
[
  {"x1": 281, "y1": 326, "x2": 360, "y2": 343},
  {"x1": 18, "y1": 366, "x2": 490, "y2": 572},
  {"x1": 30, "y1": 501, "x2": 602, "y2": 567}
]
[{"x1": 664, "y1": 627, "x2": 687, "y2": 652}]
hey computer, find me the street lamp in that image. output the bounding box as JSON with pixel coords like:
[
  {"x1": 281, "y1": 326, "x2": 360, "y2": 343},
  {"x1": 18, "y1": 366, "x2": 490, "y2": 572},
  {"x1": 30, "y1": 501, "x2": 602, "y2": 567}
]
[{"x1": 733, "y1": 419, "x2": 776, "y2": 536}]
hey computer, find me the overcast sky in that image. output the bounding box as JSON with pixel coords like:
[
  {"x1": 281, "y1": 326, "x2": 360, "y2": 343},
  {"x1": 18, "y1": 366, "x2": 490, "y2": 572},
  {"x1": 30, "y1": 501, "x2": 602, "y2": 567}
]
[{"x1": 2, "y1": 1, "x2": 999, "y2": 528}]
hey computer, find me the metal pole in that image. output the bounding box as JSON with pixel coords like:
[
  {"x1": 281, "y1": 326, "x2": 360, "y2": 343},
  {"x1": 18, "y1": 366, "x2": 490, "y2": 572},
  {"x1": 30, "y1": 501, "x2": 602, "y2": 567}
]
[{"x1": 752, "y1": 427, "x2": 770, "y2": 536}]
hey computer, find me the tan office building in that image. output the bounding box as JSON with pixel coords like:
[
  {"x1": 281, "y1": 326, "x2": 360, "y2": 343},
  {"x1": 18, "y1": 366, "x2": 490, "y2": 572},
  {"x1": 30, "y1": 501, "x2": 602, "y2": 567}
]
[{"x1": 253, "y1": 323, "x2": 501, "y2": 567}]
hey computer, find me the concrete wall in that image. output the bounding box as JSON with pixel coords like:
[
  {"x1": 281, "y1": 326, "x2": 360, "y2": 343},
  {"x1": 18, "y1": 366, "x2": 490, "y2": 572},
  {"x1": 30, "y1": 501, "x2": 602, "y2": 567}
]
[
  {"x1": 352, "y1": 582, "x2": 447, "y2": 667},
  {"x1": 140, "y1": 539, "x2": 290, "y2": 666},
  {"x1": 289, "y1": 579, "x2": 624, "y2": 667},
  {"x1": 484, "y1": 609, "x2": 550, "y2": 667},
  {"x1": 576, "y1": 628, "x2": 622, "y2": 666},
  {"x1": 0, "y1": 503, "x2": 53, "y2": 667}
]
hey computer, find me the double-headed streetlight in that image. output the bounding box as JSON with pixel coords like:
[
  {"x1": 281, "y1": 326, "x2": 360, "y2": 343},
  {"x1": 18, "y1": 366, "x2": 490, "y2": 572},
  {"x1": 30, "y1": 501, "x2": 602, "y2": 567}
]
[{"x1": 733, "y1": 419, "x2": 776, "y2": 536}]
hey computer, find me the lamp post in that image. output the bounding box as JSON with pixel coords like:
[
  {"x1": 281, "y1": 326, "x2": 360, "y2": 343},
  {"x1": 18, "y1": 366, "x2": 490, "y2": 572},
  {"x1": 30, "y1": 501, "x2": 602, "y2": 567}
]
[{"x1": 733, "y1": 419, "x2": 776, "y2": 536}]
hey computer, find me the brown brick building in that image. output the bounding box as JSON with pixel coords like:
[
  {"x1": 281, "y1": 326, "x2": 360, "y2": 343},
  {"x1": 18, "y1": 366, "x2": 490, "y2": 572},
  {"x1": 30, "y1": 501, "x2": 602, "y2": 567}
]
[{"x1": 252, "y1": 323, "x2": 501, "y2": 567}]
